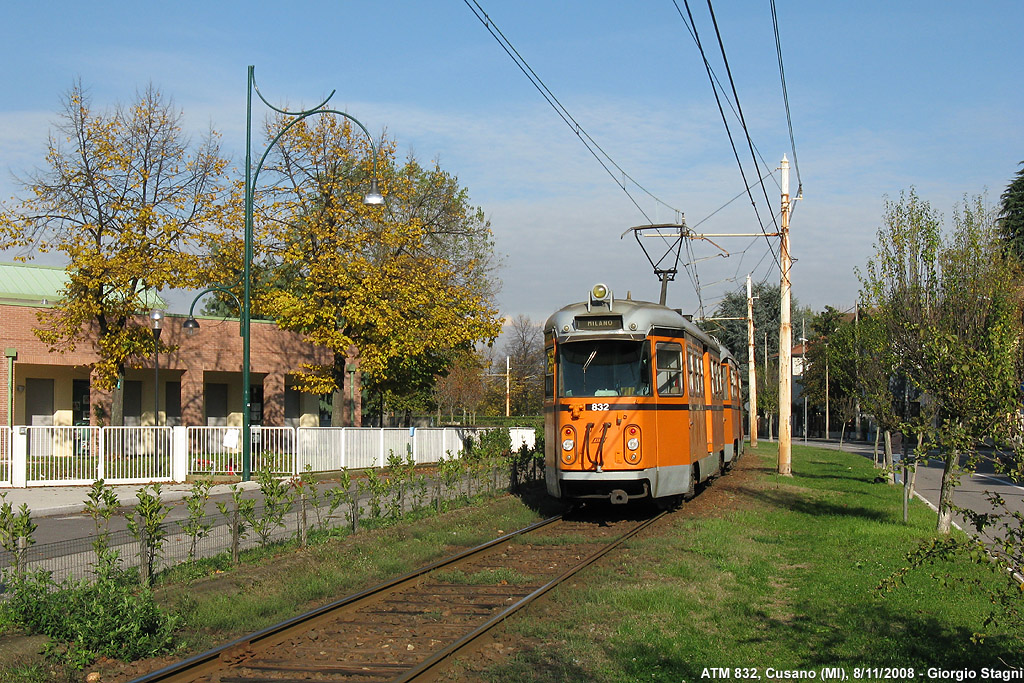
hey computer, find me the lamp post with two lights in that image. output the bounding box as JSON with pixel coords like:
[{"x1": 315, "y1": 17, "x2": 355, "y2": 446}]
[{"x1": 183, "y1": 65, "x2": 383, "y2": 481}]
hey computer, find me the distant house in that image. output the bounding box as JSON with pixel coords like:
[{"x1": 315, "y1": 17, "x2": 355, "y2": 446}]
[{"x1": 0, "y1": 262, "x2": 357, "y2": 429}]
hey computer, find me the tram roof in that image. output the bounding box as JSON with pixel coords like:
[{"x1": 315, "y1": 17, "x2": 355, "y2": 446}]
[{"x1": 545, "y1": 295, "x2": 717, "y2": 349}]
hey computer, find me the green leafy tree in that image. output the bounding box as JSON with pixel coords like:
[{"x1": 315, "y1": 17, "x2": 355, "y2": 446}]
[
  {"x1": 801, "y1": 307, "x2": 858, "y2": 442},
  {"x1": 0, "y1": 83, "x2": 233, "y2": 424},
  {"x1": 242, "y1": 116, "x2": 501, "y2": 426},
  {"x1": 756, "y1": 359, "x2": 779, "y2": 441},
  {"x1": 702, "y1": 282, "x2": 808, "y2": 436},
  {"x1": 860, "y1": 189, "x2": 1024, "y2": 533},
  {"x1": 854, "y1": 313, "x2": 901, "y2": 469},
  {"x1": 998, "y1": 161, "x2": 1024, "y2": 261}
]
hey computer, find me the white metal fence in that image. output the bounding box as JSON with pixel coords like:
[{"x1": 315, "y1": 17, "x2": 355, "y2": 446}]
[
  {"x1": 18, "y1": 426, "x2": 176, "y2": 487},
  {"x1": 0, "y1": 425, "x2": 536, "y2": 488},
  {"x1": 0, "y1": 428, "x2": 10, "y2": 487}
]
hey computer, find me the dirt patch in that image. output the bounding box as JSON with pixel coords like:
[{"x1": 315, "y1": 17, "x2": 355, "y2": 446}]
[{"x1": 0, "y1": 632, "x2": 48, "y2": 661}]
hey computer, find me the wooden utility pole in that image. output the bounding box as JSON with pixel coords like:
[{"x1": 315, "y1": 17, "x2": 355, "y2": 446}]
[
  {"x1": 778, "y1": 155, "x2": 793, "y2": 476},
  {"x1": 746, "y1": 274, "x2": 758, "y2": 448}
]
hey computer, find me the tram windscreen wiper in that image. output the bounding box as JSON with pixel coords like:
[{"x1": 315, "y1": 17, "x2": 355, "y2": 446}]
[{"x1": 581, "y1": 348, "x2": 598, "y2": 393}]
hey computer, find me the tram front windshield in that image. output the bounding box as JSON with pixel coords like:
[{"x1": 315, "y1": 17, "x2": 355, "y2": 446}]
[{"x1": 558, "y1": 340, "x2": 650, "y2": 398}]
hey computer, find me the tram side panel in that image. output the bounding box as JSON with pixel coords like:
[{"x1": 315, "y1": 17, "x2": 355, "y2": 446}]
[
  {"x1": 722, "y1": 360, "x2": 744, "y2": 463},
  {"x1": 544, "y1": 338, "x2": 559, "y2": 497},
  {"x1": 721, "y1": 361, "x2": 737, "y2": 463}
]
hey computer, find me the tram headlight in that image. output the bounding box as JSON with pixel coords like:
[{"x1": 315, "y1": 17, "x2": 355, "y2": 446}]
[
  {"x1": 562, "y1": 438, "x2": 575, "y2": 451},
  {"x1": 626, "y1": 437, "x2": 639, "y2": 451}
]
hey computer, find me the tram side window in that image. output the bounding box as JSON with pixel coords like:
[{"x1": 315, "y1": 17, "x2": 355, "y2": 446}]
[
  {"x1": 656, "y1": 342, "x2": 684, "y2": 396},
  {"x1": 545, "y1": 344, "x2": 555, "y2": 398},
  {"x1": 688, "y1": 348, "x2": 704, "y2": 400}
]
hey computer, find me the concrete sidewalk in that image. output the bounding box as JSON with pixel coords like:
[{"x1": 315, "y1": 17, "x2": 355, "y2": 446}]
[{"x1": 1, "y1": 481, "x2": 260, "y2": 519}]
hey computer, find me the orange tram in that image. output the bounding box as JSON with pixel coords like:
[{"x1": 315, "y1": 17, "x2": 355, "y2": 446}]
[{"x1": 544, "y1": 283, "x2": 744, "y2": 506}]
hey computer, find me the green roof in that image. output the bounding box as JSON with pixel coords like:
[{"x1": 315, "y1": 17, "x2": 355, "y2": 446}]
[
  {"x1": 0, "y1": 262, "x2": 166, "y2": 307},
  {"x1": 0, "y1": 262, "x2": 67, "y2": 303}
]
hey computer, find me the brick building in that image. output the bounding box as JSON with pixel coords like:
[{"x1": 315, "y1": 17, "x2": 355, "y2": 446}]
[{"x1": 0, "y1": 262, "x2": 361, "y2": 429}]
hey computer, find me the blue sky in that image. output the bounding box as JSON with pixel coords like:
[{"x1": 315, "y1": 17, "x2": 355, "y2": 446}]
[{"x1": 1, "y1": 1, "x2": 1021, "y2": 323}]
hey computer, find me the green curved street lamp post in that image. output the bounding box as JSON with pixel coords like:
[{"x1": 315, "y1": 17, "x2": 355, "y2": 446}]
[{"x1": 185, "y1": 65, "x2": 383, "y2": 481}]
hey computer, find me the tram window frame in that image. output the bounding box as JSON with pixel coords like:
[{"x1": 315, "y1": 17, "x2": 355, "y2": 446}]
[
  {"x1": 655, "y1": 342, "x2": 684, "y2": 396},
  {"x1": 688, "y1": 347, "x2": 704, "y2": 400},
  {"x1": 557, "y1": 339, "x2": 650, "y2": 398},
  {"x1": 544, "y1": 336, "x2": 555, "y2": 399}
]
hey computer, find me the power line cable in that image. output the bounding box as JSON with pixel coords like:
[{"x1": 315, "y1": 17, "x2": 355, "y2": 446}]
[
  {"x1": 465, "y1": 0, "x2": 716, "y2": 306},
  {"x1": 704, "y1": 0, "x2": 782, "y2": 239},
  {"x1": 675, "y1": 0, "x2": 780, "y2": 271},
  {"x1": 463, "y1": 0, "x2": 683, "y2": 224},
  {"x1": 670, "y1": 1, "x2": 783, "y2": 195},
  {"x1": 771, "y1": 0, "x2": 802, "y2": 197}
]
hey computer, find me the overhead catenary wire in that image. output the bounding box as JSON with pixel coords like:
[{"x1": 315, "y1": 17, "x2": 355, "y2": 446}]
[
  {"x1": 464, "y1": 0, "x2": 717, "y2": 309},
  {"x1": 462, "y1": 0, "x2": 683, "y2": 226},
  {"x1": 772, "y1": 0, "x2": 802, "y2": 197},
  {"x1": 673, "y1": 0, "x2": 781, "y2": 272},
  {"x1": 705, "y1": 0, "x2": 782, "y2": 233},
  {"x1": 465, "y1": 1, "x2": 797, "y2": 314},
  {"x1": 669, "y1": 0, "x2": 785, "y2": 196}
]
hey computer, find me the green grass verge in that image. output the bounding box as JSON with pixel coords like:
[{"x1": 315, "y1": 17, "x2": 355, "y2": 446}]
[{"x1": 476, "y1": 444, "x2": 1023, "y2": 682}]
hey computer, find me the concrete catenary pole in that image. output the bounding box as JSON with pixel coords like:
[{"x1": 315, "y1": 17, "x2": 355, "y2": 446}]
[
  {"x1": 778, "y1": 155, "x2": 793, "y2": 476},
  {"x1": 746, "y1": 274, "x2": 758, "y2": 448}
]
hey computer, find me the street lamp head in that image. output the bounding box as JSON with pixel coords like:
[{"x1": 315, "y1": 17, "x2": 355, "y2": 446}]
[
  {"x1": 363, "y1": 177, "x2": 384, "y2": 206},
  {"x1": 149, "y1": 308, "x2": 165, "y2": 330},
  {"x1": 183, "y1": 316, "x2": 200, "y2": 337}
]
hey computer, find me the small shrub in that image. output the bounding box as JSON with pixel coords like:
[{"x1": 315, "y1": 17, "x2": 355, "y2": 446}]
[
  {"x1": 82, "y1": 480, "x2": 118, "y2": 562},
  {"x1": 216, "y1": 485, "x2": 254, "y2": 564},
  {"x1": 126, "y1": 484, "x2": 170, "y2": 587},
  {"x1": 2, "y1": 564, "x2": 176, "y2": 669},
  {"x1": 248, "y1": 468, "x2": 294, "y2": 547},
  {"x1": 0, "y1": 493, "x2": 36, "y2": 576},
  {"x1": 179, "y1": 478, "x2": 214, "y2": 562}
]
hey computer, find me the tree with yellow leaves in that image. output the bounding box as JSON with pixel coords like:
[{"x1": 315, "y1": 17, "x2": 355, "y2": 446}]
[
  {"x1": 0, "y1": 83, "x2": 234, "y2": 424},
  {"x1": 251, "y1": 115, "x2": 502, "y2": 425}
]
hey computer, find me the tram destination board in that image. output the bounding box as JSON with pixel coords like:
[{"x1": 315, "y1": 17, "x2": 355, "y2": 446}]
[{"x1": 575, "y1": 315, "x2": 623, "y2": 331}]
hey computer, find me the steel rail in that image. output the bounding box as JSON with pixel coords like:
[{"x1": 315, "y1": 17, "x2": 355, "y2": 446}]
[
  {"x1": 127, "y1": 514, "x2": 563, "y2": 683},
  {"x1": 394, "y1": 509, "x2": 669, "y2": 682}
]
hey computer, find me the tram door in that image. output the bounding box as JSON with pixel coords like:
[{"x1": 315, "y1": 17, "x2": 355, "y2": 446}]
[
  {"x1": 703, "y1": 348, "x2": 724, "y2": 463},
  {"x1": 686, "y1": 342, "x2": 707, "y2": 466}
]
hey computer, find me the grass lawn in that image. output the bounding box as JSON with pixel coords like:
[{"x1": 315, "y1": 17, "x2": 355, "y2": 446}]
[{"x1": 465, "y1": 443, "x2": 1023, "y2": 682}]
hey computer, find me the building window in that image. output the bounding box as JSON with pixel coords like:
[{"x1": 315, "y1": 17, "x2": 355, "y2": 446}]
[
  {"x1": 165, "y1": 381, "x2": 182, "y2": 426},
  {"x1": 124, "y1": 381, "x2": 142, "y2": 426}
]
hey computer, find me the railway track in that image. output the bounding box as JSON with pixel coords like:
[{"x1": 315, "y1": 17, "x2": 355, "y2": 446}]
[{"x1": 128, "y1": 510, "x2": 666, "y2": 682}]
